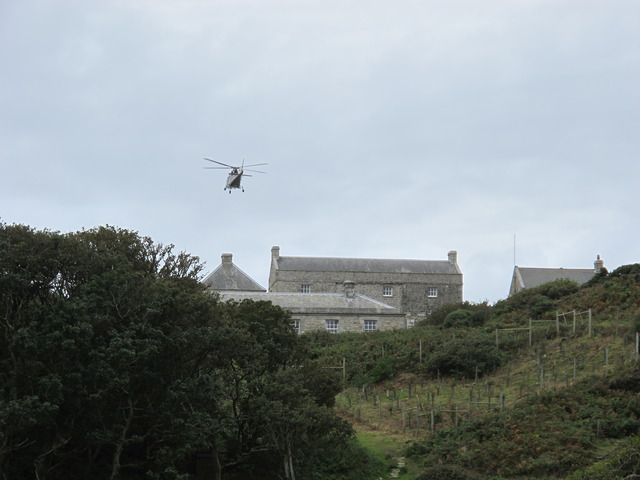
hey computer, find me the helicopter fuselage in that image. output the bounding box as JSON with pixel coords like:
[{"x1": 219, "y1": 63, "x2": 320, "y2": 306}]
[{"x1": 225, "y1": 170, "x2": 243, "y2": 191}]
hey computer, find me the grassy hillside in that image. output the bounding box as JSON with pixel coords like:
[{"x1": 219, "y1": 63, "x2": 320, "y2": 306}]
[{"x1": 309, "y1": 264, "x2": 640, "y2": 479}]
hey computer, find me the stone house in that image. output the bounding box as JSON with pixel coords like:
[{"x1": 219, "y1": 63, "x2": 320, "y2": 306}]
[
  {"x1": 204, "y1": 253, "x2": 406, "y2": 333},
  {"x1": 508, "y1": 255, "x2": 605, "y2": 297},
  {"x1": 268, "y1": 246, "x2": 463, "y2": 320}
]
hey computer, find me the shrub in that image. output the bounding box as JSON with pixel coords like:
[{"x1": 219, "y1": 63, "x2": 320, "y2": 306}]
[
  {"x1": 565, "y1": 435, "x2": 640, "y2": 480},
  {"x1": 494, "y1": 278, "x2": 579, "y2": 321},
  {"x1": 367, "y1": 356, "x2": 395, "y2": 383},
  {"x1": 416, "y1": 464, "x2": 480, "y2": 480},
  {"x1": 426, "y1": 302, "x2": 492, "y2": 327},
  {"x1": 442, "y1": 309, "x2": 473, "y2": 328},
  {"x1": 424, "y1": 331, "x2": 504, "y2": 378},
  {"x1": 537, "y1": 278, "x2": 580, "y2": 299}
]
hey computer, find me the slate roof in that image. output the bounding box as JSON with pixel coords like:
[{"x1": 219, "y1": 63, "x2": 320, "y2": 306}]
[
  {"x1": 275, "y1": 256, "x2": 459, "y2": 275},
  {"x1": 217, "y1": 291, "x2": 398, "y2": 314},
  {"x1": 514, "y1": 267, "x2": 595, "y2": 291},
  {"x1": 203, "y1": 254, "x2": 266, "y2": 292}
]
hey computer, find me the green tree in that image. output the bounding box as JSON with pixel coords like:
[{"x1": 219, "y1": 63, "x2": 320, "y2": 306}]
[
  {"x1": 0, "y1": 225, "x2": 220, "y2": 479},
  {"x1": 207, "y1": 299, "x2": 351, "y2": 480},
  {"x1": 0, "y1": 223, "x2": 365, "y2": 480}
]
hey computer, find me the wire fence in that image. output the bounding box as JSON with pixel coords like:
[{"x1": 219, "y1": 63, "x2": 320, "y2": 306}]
[{"x1": 335, "y1": 309, "x2": 640, "y2": 437}]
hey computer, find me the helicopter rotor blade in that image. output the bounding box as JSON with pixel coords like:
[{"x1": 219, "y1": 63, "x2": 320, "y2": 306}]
[
  {"x1": 203, "y1": 167, "x2": 231, "y2": 169},
  {"x1": 204, "y1": 158, "x2": 236, "y2": 169},
  {"x1": 244, "y1": 169, "x2": 266, "y2": 174},
  {"x1": 243, "y1": 163, "x2": 268, "y2": 168}
]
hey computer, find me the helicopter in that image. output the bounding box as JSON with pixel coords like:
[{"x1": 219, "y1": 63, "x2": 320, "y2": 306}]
[{"x1": 203, "y1": 158, "x2": 267, "y2": 193}]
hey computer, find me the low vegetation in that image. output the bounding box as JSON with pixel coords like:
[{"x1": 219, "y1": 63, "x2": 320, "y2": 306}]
[{"x1": 314, "y1": 265, "x2": 640, "y2": 479}]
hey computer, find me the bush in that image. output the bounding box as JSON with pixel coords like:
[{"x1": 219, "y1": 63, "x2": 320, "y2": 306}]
[
  {"x1": 300, "y1": 437, "x2": 386, "y2": 480},
  {"x1": 416, "y1": 464, "x2": 480, "y2": 480},
  {"x1": 426, "y1": 302, "x2": 492, "y2": 328},
  {"x1": 609, "y1": 263, "x2": 640, "y2": 279},
  {"x1": 565, "y1": 435, "x2": 640, "y2": 480},
  {"x1": 424, "y1": 331, "x2": 504, "y2": 378},
  {"x1": 537, "y1": 278, "x2": 580, "y2": 299},
  {"x1": 442, "y1": 309, "x2": 473, "y2": 328},
  {"x1": 494, "y1": 278, "x2": 579, "y2": 321},
  {"x1": 367, "y1": 356, "x2": 395, "y2": 383}
]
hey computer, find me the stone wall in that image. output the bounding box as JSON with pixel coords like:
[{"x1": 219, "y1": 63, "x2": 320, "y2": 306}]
[{"x1": 292, "y1": 312, "x2": 407, "y2": 334}]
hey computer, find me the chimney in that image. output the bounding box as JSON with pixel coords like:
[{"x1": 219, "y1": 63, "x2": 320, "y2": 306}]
[
  {"x1": 221, "y1": 253, "x2": 233, "y2": 264},
  {"x1": 271, "y1": 246, "x2": 280, "y2": 261},
  {"x1": 448, "y1": 250, "x2": 458, "y2": 264},
  {"x1": 344, "y1": 280, "x2": 355, "y2": 298},
  {"x1": 594, "y1": 254, "x2": 604, "y2": 273}
]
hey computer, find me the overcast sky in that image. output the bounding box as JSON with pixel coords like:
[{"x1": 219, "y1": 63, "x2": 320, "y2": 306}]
[{"x1": 1, "y1": 0, "x2": 638, "y2": 303}]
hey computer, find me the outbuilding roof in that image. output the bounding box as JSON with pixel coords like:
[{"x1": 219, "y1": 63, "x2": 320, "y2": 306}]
[
  {"x1": 218, "y1": 291, "x2": 398, "y2": 314},
  {"x1": 203, "y1": 253, "x2": 266, "y2": 292},
  {"x1": 515, "y1": 267, "x2": 595, "y2": 290}
]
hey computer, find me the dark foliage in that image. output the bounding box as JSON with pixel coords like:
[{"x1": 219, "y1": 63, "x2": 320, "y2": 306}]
[
  {"x1": 303, "y1": 327, "x2": 505, "y2": 385},
  {"x1": 367, "y1": 356, "x2": 396, "y2": 383},
  {"x1": 424, "y1": 301, "x2": 492, "y2": 328},
  {"x1": 0, "y1": 223, "x2": 364, "y2": 480},
  {"x1": 442, "y1": 309, "x2": 488, "y2": 329},
  {"x1": 493, "y1": 278, "x2": 580, "y2": 320},
  {"x1": 423, "y1": 330, "x2": 505, "y2": 378},
  {"x1": 416, "y1": 464, "x2": 481, "y2": 480},
  {"x1": 566, "y1": 435, "x2": 640, "y2": 480}
]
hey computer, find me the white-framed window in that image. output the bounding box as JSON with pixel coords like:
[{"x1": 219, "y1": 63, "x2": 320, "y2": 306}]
[
  {"x1": 326, "y1": 319, "x2": 338, "y2": 334},
  {"x1": 382, "y1": 285, "x2": 393, "y2": 297},
  {"x1": 364, "y1": 319, "x2": 377, "y2": 332},
  {"x1": 290, "y1": 319, "x2": 300, "y2": 334},
  {"x1": 301, "y1": 284, "x2": 311, "y2": 293},
  {"x1": 428, "y1": 287, "x2": 438, "y2": 298}
]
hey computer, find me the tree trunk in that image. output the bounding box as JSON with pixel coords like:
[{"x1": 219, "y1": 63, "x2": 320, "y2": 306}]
[
  {"x1": 212, "y1": 444, "x2": 222, "y2": 480},
  {"x1": 285, "y1": 437, "x2": 295, "y2": 480},
  {"x1": 110, "y1": 397, "x2": 134, "y2": 480}
]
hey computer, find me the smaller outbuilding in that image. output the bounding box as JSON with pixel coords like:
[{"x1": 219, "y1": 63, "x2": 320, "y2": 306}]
[
  {"x1": 509, "y1": 255, "x2": 605, "y2": 297},
  {"x1": 202, "y1": 253, "x2": 266, "y2": 292}
]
